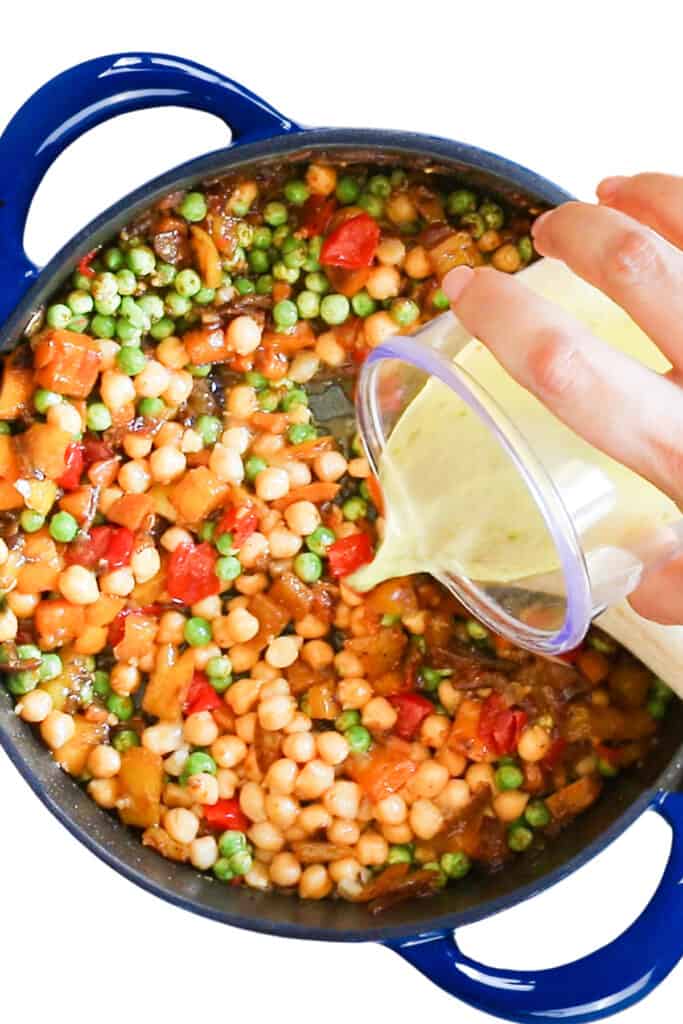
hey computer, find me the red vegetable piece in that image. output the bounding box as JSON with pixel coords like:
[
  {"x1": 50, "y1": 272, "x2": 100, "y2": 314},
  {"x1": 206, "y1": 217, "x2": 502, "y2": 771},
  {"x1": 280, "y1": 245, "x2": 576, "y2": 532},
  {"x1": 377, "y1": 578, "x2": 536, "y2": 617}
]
[
  {"x1": 478, "y1": 693, "x2": 528, "y2": 757},
  {"x1": 104, "y1": 527, "x2": 134, "y2": 568},
  {"x1": 109, "y1": 603, "x2": 161, "y2": 648},
  {"x1": 217, "y1": 505, "x2": 258, "y2": 548},
  {"x1": 184, "y1": 671, "x2": 224, "y2": 716},
  {"x1": 559, "y1": 645, "x2": 583, "y2": 664},
  {"x1": 66, "y1": 525, "x2": 112, "y2": 567},
  {"x1": 327, "y1": 533, "x2": 374, "y2": 578},
  {"x1": 167, "y1": 541, "x2": 220, "y2": 604},
  {"x1": 77, "y1": 250, "x2": 97, "y2": 278},
  {"x1": 57, "y1": 442, "x2": 85, "y2": 491},
  {"x1": 299, "y1": 195, "x2": 337, "y2": 238},
  {"x1": 82, "y1": 438, "x2": 114, "y2": 465},
  {"x1": 389, "y1": 692, "x2": 434, "y2": 741},
  {"x1": 203, "y1": 798, "x2": 248, "y2": 832},
  {"x1": 542, "y1": 737, "x2": 568, "y2": 770},
  {"x1": 320, "y1": 213, "x2": 381, "y2": 269}
]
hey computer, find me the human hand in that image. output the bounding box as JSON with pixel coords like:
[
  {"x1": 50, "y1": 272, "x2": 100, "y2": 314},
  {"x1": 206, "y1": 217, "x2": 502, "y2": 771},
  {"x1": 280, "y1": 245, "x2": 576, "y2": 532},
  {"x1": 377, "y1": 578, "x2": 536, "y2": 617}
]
[{"x1": 442, "y1": 174, "x2": 683, "y2": 625}]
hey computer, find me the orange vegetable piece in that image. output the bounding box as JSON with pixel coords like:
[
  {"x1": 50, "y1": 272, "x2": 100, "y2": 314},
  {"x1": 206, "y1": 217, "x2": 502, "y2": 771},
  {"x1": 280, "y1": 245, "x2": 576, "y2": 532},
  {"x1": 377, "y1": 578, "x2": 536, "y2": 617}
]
[
  {"x1": 325, "y1": 265, "x2": 371, "y2": 297},
  {"x1": 106, "y1": 493, "x2": 154, "y2": 529},
  {"x1": 271, "y1": 481, "x2": 340, "y2": 511},
  {"x1": 73, "y1": 625, "x2": 108, "y2": 655},
  {"x1": 367, "y1": 578, "x2": 418, "y2": 618},
  {"x1": 54, "y1": 715, "x2": 108, "y2": 775},
  {"x1": 170, "y1": 467, "x2": 229, "y2": 523},
  {"x1": 0, "y1": 435, "x2": 18, "y2": 482},
  {"x1": 250, "y1": 411, "x2": 288, "y2": 434},
  {"x1": 272, "y1": 282, "x2": 291, "y2": 302},
  {"x1": 449, "y1": 698, "x2": 495, "y2": 763},
  {"x1": 0, "y1": 352, "x2": 34, "y2": 419},
  {"x1": 87, "y1": 457, "x2": 121, "y2": 488},
  {"x1": 85, "y1": 594, "x2": 126, "y2": 627},
  {"x1": 348, "y1": 738, "x2": 417, "y2": 804},
  {"x1": 17, "y1": 531, "x2": 61, "y2": 594},
  {"x1": 117, "y1": 746, "x2": 164, "y2": 828},
  {"x1": 184, "y1": 325, "x2": 231, "y2": 364},
  {"x1": 307, "y1": 681, "x2": 340, "y2": 720},
  {"x1": 18, "y1": 423, "x2": 71, "y2": 479},
  {"x1": 34, "y1": 329, "x2": 101, "y2": 398},
  {"x1": 545, "y1": 776, "x2": 603, "y2": 823},
  {"x1": 0, "y1": 481, "x2": 22, "y2": 510},
  {"x1": 262, "y1": 320, "x2": 316, "y2": 355},
  {"x1": 190, "y1": 225, "x2": 223, "y2": 288},
  {"x1": 576, "y1": 647, "x2": 610, "y2": 685},
  {"x1": 35, "y1": 599, "x2": 86, "y2": 648},
  {"x1": 59, "y1": 485, "x2": 97, "y2": 523},
  {"x1": 114, "y1": 613, "x2": 158, "y2": 662},
  {"x1": 143, "y1": 644, "x2": 195, "y2": 720}
]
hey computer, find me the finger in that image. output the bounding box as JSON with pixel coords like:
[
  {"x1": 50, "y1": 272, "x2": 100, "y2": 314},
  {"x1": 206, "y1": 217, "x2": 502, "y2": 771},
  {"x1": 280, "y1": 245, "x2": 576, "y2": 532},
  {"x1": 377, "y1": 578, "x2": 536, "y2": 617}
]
[
  {"x1": 629, "y1": 554, "x2": 683, "y2": 625},
  {"x1": 531, "y1": 201, "x2": 683, "y2": 369},
  {"x1": 442, "y1": 265, "x2": 683, "y2": 505},
  {"x1": 597, "y1": 173, "x2": 683, "y2": 249}
]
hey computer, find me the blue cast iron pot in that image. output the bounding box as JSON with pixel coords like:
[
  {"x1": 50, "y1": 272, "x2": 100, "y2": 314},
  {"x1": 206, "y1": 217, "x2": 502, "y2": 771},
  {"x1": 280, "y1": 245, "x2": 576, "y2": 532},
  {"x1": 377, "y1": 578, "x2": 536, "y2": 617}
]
[{"x1": 0, "y1": 53, "x2": 682, "y2": 1024}]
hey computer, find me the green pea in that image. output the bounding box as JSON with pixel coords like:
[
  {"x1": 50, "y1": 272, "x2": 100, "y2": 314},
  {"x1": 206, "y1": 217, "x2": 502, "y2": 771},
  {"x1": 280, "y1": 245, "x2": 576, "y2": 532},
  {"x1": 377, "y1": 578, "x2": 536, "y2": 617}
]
[
  {"x1": 351, "y1": 291, "x2": 376, "y2": 318},
  {"x1": 216, "y1": 556, "x2": 242, "y2": 582},
  {"x1": 207, "y1": 655, "x2": 233, "y2": 682},
  {"x1": 182, "y1": 751, "x2": 217, "y2": 779},
  {"x1": 293, "y1": 552, "x2": 322, "y2": 583},
  {"x1": 34, "y1": 388, "x2": 62, "y2": 415},
  {"x1": 342, "y1": 497, "x2": 367, "y2": 521},
  {"x1": 37, "y1": 653, "x2": 63, "y2": 683},
  {"x1": 273, "y1": 299, "x2": 298, "y2": 329},
  {"x1": 148, "y1": 317, "x2": 174, "y2": 341},
  {"x1": 175, "y1": 268, "x2": 202, "y2": 298},
  {"x1": 20, "y1": 509, "x2": 45, "y2": 533},
  {"x1": 387, "y1": 845, "x2": 413, "y2": 865},
  {"x1": 281, "y1": 388, "x2": 308, "y2": 411},
  {"x1": 432, "y1": 288, "x2": 450, "y2": 311},
  {"x1": 224, "y1": 245, "x2": 246, "y2": 272},
  {"x1": 336, "y1": 176, "x2": 361, "y2": 204},
  {"x1": 253, "y1": 226, "x2": 273, "y2": 250},
  {"x1": 479, "y1": 200, "x2": 505, "y2": 230},
  {"x1": 126, "y1": 246, "x2": 156, "y2": 277},
  {"x1": 598, "y1": 757, "x2": 619, "y2": 778},
  {"x1": 92, "y1": 669, "x2": 111, "y2": 697},
  {"x1": 287, "y1": 423, "x2": 317, "y2": 445},
  {"x1": 107, "y1": 694, "x2": 134, "y2": 721},
  {"x1": 390, "y1": 169, "x2": 407, "y2": 188},
  {"x1": 652, "y1": 678, "x2": 673, "y2": 702},
  {"x1": 16, "y1": 644, "x2": 41, "y2": 662},
  {"x1": 95, "y1": 293, "x2": 122, "y2": 316},
  {"x1": 213, "y1": 858, "x2": 234, "y2": 882},
  {"x1": 284, "y1": 180, "x2": 309, "y2": 205},
  {"x1": 303, "y1": 525, "x2": 334, "y2": 557},
  {"x1": 90, "y1": 272, "x2": 117, "y2": 302},
  {"x1": 242, "y1": 372, "x2": 265, "y2": 392},
  {"x1": 104, "y1": 247, "x2": 124, "y2": 271},
  {"x1": 358, "y1": 194, "x2": 384, "y2": 219},
  {"x1": 466, "y1": 619, "x2": 489, "y2": 642},
  {"x1": 258, "y1": 390, "x2": 279, "y2": 413},
  {"x1": 495, "y1": 764, "x2": 524, "y2": 791},
  {"x1": 588, "y1": 633, "x2": 617, "y2": 655},
  {"x1": 86, "y1": 403, "x2": 112, "y2": 432},
  {"x1": 138, "y1": 397, "x2": 165, "y2": 418},
  {"x1": 112, "y1": 729, "x2": 139, "y2": 753},
  {"x1": 647, "y1": 697, "x2": 669, "y2": 720},
  {"x1": 235, "y1": 276, "x2": 256, "y2": 296},
  {"x1": 272, "y1": 262, "x2": 300, "y2": 284},
  {"x1": 518, "y1": 235, "x2": 534, "y2": 263},
  {"x1": 116, "y1": 346, "x2": 147, "y2": 376},
  {"x1": 440, "y1": 851, "x2": 471, "y2": 879},
  {"x1": 46, "y1": 303, "x2": 73, "y2": 329},
  {"x1": 272, "y1": 226, "x2": 290, "y2": 249},
  {"x1": 197, "y1": 521, "x2": 215, "y2": 544},
  {"x1": 334, "y1": 709, "x2": 360, "y2": 732},
  {"x1": 421, "y1": 667, "x2": 445, "y2": 692},
  {"x1": 115, "y1": 319, "x2": 141, "y2": 345},
  {"x1": 244, "y1": 457, "x2": 267, "y2": 481},
  {"x1": 215, "y1": 532, "x2": 234, "y2": 556},
  {"x1": 345, "y1": 724, "x2": 372, "y2": 753},
  {"x1": 320, "y1": 293, "x2": 350, "y2": 326},
  {"x1": 381, "y1": 614, "x2": 400, "y2": 626},
  {"x1": 447, "y1": 189, "x2": 477, "y2": 217},
  {"x1": 152, "y1": 262, "x2": 177, "y2": 287},
  {"x1": 6, "y1": 670, "x2": 39, "y2": 695},
  {"x1": 423, "y1": 862, "x2": 448, "y2": 888},
  {"x1": 115, "y1": 268, "x2": 136, "y2": 296},
  {"x1": 264, "y1": 201, "x2": 288, "y2": 227},
  {"x1": 248, "y1": 249, "x2": 270, "y2": 274},
  {"x1": 0, "y1": 423, "x2": 11, "y2": 435},
  {"x1": 179, "y1": 191, "x2": 208, "y2": 222},
  {"x1": 90, "y1": 314, "x2": 116, "y2": 339},
  {"x1": 49, "y1": 511, "x2": 79, "y2": 543},
  {"x1": 283, "y1": 243, "x2": 308, "y2": 271},
  {"x1": 256, "y1": 274, "x2": 274, "y2": 295},
  {"x1": 524, "y1": 800, "x2": 551, "y2": 829},
  {"x1": 120, "y1": 296, "x2": 151, "y2": 331},
  {"x1": 165, "y1": 292, "x2": 192, "y2": 318},
  {"x1": 305, "y1": 271, "x2": 329, "y2": 294},
  {"x1": 368, "y1": 174, "x2": 391, "y2": 198},
  {"x1": 218, "y1": 830, "x2": 247, "y2": 857},
  {"x1": 196, "y1": 415, "x2": 222, "y2": 446},
  {"x1": 229, "y1": 849, "x2": 253, "y2": 876},
  {"x1": 73, "y1": 270, "x2": 94, "y2": 290},
  {"x1": 390, "y1": 298, "x2": 420, "y2": 327},
  {"x1": 508, "y1": 825, "x2": 534, "y2": 852},
  {"x1": 67, "y1": 315, "x2": 90, "y2": 333},
  {"x1": 67, "y1": 290, "x2": 94, "y2": 315},
  {"x1": 184, "y1": 617, "x2": 212, "y2": 647},
  {"x1": 188, "y1": 363, "x2": 211, "y2": 378},
  {"x1": 460, "y1": 212, "x2": 486, "y2": 239},
  {"x1": 296, "y1": 290, "x2": 320, "y2": 319},
  {"x1": 138, "y1": 294, "x2": 165, "y2": 323}
]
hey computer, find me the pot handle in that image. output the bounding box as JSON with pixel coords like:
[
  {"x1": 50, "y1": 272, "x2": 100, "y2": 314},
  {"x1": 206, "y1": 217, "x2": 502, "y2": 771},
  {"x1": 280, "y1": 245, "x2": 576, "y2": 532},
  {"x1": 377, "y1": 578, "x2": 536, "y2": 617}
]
[
  {"x1": 388, "y1": 790, "x2": 683, "y2": 1024},
  {"x1": 0, "y1": 52, "x2": 299, "y2": 325}
]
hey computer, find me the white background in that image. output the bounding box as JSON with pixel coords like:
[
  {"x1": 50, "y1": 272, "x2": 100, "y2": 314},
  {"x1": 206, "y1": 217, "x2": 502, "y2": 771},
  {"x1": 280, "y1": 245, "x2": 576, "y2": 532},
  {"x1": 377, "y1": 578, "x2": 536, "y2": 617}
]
[{"x1": 1, "y1": 3, "x2": 681, "y2": 1021}]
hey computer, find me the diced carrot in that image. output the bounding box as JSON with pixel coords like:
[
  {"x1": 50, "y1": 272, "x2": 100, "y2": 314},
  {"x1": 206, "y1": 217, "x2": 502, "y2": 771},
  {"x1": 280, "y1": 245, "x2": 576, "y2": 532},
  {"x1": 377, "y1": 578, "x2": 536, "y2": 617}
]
[
  {"x1": 250, "y1": 411, "x2": 288, "y2": 434},
  {"x1": 170, "y1": 467, "x2": 229, "y2": 523},
  {"x1": 110, "y1": 401, "x2": 136, "y2": 429},
  {"x1": 117, "y1": 747, "x2": 163, "y2": 828},
  {"x1": 271, "y1": 481, "x2": 340, "y2": 510},
  {"x1": 262, "y1": 320, "x2": 315, "y2": 355},
  {"x1": 576, "y1": 648, "x2": 610, "y2": 684},
  {"x1": 114, "y1": 613, "x2": 158, "y2": 662},
  {"x1": 278, "y1": 436, "x2": 335, "y2": 462},
  {"x1": 0, "y1": 435, "x2": 18, "y2": 481},
  {"x1": 184, "y1": 325, "x2": 231, "y2": 364},
  {"x1": 0, "y1": 352, "x2": 34, "y2": 419},
  {"x1": 190, "y1": 226, "x2": 223, "y2": 288},
  {"x1": 272, "y1": 282, "x2": 291, "y2": 302},
  {"x1": 34, "y1": 329, "x2": 101, "y2": 398},
  {"x1": 35, "y1": 599, "x2": 86, "y2": 648},
  {"x1": 366, "y1": 474, "x2": 384, "y2": 515},
  {"x1": 0, "y1": 481, "x2": 22, "y2": 510},
  {"x1": 143, "y1": 644, "x2": 195, "y2": 720},
  {"x1": 88, "y1": 456, "x2": 121, "y2": 488},
  {"x1": 186, "y1": 449, "x2": 211, "y2": 467},
  {"x1": 73, "y1": 625, "x2": 108, "y2": 655},
  {"x1": 131, "y1": 570, "x2": 167, "y2": 607},
  {"x1": 107, "y1": 493, "x2": 154, "y2": 529},
  {"x1": 449, "y1": 698, "x2": 495, "y2": 763},
  {"x1": 325, "y1": 265, "x2": 371, "y2": 297},
  {"x1": 17, "y1": 423, "x2": 71, "y2": 479},
  {"x1": 59, "y1": 485, "x2": 97, "y2": 523},
  {"x1": 17, "y1": 554, "x2": 61, "y2": 595},
  {"x1": 545, "y1": 776, "x2": 603, "y2": 822},
  {"x1": 54, "y1": 715, "x2": 108, "y2": 775},
  {"x1": 85, "y1": 594, "x2": 126, "y2": 627}
]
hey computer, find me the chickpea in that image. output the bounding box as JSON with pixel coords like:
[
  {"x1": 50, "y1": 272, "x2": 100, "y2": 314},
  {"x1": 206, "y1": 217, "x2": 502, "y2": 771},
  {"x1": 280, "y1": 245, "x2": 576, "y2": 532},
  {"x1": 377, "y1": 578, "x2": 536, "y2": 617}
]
[
  {"x1": 315, "y1": 331, "x2": 346, "y2": 367},
  {"x1": 238, "y1": 781, "x2": 265, "y2": 824},
  {"x1": 228, "y1": 385, "x2": 258, "y2": 419},
  {"x1": 298, "y1": 863, "x2": 332, "y2": 900},
  {"x1": 268, "y1": 526, "x2": 302, "y2": 559},
  {"x1": 264, "y1": 792, "x2": 299, "y2": 830},
  {"x1": 183, "y1": 711, "x2": 219, "y2": 747},
  {"x1": 328, "y1": 818, "x2": 360, "y2": 846},
  {"x1": 404, "y1": 244, "x2": 432, "y2": 279},
  {"x1": 88, "y1": 778, "x2": 119, "y2": 809},
  {"x1": 313, "y1": 451, "x2": 348, "y2": 483},
  {"x1": 252, "y1": 664, "x2": 282, "y2": 686},
  {"x1": 192, "y1": 594, "x2": 222, "y2": 620},
  {"x1": 222, "y1": 425, "x2": 250, "y2": 453},
  {"x1": 163, "y1": 369, "x2": 193, "y2": 406},
  {"x1": 245, "y1": 861, "x2": 271, "y2": 892},
  {"x1": 181, "y1": 427, "x2": 204, "y2": 451},
  {"x1": 157, "y1": 610, "x2": 186, "y2": 644},
  {"x1": 337, "y1": 677, "x2": 372, "y2": 709},
  {"x1": 316, "y1": 731, "x2": 349, "y2": 766},
  {"x1": 6, "y1": 592, "x2": 37, "y2": 619},
  {"x1": 255, "y1": 467, "x2": 290, "y2": 502},
  {"x1": 258, "y1": 694, "x2": 296, "y2": 731},
  {"x1": 347, "y1": 457, "x2": 370, "y2": 479},
  {"x1": 265, "y1": 758, "x2": 299, "y2": 796},
  {"x1": 361, "y1": 696, "x2": 398, "y2": 732},
  {"x1": 110, "y1": 664, "x2": 141, "y2": 695},
  {"x1": 164, "y1": 808, "x2": 199, "y2": 844},
  {"x1": 374, "y1": 793, "x2": 407, "y2": 825},
  {"x1": 265, "y1": 636, "x2": 300, "y2": 670},
  {"x1": 494, "y1": 790, "x2": 530, "y2": 823},
  {"x1": 164, "y1": 748, "x2": 190, "y2": 777},
  {"x1": 356, "y1": 830, "x2": 389, "y2": 866},
  {"x1": 295, "y1": 614, "x2": 329, "y2": 639},
  {"x1": 211, "y1": 734, "x2": 247, "y2": 768},
  {"x1": 289, "y1": 350, "x2": 320, "y2": 383},
  {"x1": 269, "y1": 852, "x2": 301, "y2": 887},
  {"x1": 282, "y1": 731, "x2": 316, "y2": 763},
  {"x1": 134, "y1": 359, "x2": 170, "y2": 398},
  {"x1": 334, "y1": 650, "x2": 363, "y2": 678},
  {"x1": 225, "y1": 607, "x2": 259, "y2": 644},
  {"x1": 386, "y1": 193, "x2": 417, "y2": 226},
  {"x1": 306, "y1": 163, "x2": 337, "y2": 196},
  {"x1": 190, "y1": 835, "x2": 218, "y2": 871},
  {"x1": 186, "y1": 772, "x2": 219, "y2": 805},
  {"x1": 381, "y1": 822, "x2": 414, "y2": 845},
  {"x1": 295, "y1": 759, "x2": 335, "y2": 800},
  {"x1": 40, "y1": 711, "x2": 75, "y2": 750},
  {"x1": 100, "y1": 369, "x2": 135, "y2": 409},
  {"x1": 366, "y1": 265, "x2": 400, "y2": 300},
  {"x1": 101, "y1": 568, "x2": 136, "y2": 597},
  {"x1": 47, "y1": 400, "x2": 83, "y2": 435},
  {"x1": 216, "y1": 768, "x2": 238, "y2": 799},
  {"x1": 438, "y1": 679, "x2": 462, "y2": 715},
  {"x1": 363, "y1": 311, "x2": 396, "y2": 349},
  {"x1": 517, "y1": 725, "x2": 552, "y2": 762},
  {"x1": 249, "y1": 821, "x2": 285, "y2": 853},
  {"x1": 411, "y1": 760, "x2": 449, "y2": 799},
  {"x1": 436, "y1": 747, "x2": 467, "y2": 777},
  {"x1": 149, "y1": 445, "x2": 186, "y2": 484},
  {"x1": 209, "y1": 443, "x2": 244, "y2": 484},
  {"x1": 58, "y1": 565, "x2": 99, "y2": 605},
  {"x1": 160, "y1": 526, "x2": 192, "y2": 553},
  {"x1": 284, "y1": 500, "x2": 320, "y2": 537},
  {"x1": 436, "y1": 779, "x2": 472, "y2": 815},
  {"x1": 466, "y1": 762, "x2": 497, "y2": 793},
  {"x1": 156, "y1": 336, "x2": 189, "y2": 369},
  {"x1": 376, "y1": 237, "x2": 406, "y2": 266},
  {"x1": 130, "y1": 546, "x2": 161, "y2": 584},
  {"x1": 420, "y1": 714, "x2": 450, "y2": 748},
  {"x1": 298, "y1": 803, "x2": 332, "y2": 834},
  {"x1": 229, "y1": 642, "x2": 261, "y2": 673},
  {"x1": 226, "y1": 678, "x2": 262, "y2": 717},
  {"x1": 329, "y1": 856, "x2": 362, "y2": 884},
  {"x1": 491, "y1": 243, "x2": 522, "y2": 273},
  {"x1": 17, "y1": 688, "x2": 53, "y2": 723},
  {"x1": 237, "y1": 532, "x2": 269, "y2": 569},
  {"x1": 155, "y1": 421, "x2": 183, "y2": 448},
  {"x1": 409, "y1": 798, "x2": 444, "y2": 840}
]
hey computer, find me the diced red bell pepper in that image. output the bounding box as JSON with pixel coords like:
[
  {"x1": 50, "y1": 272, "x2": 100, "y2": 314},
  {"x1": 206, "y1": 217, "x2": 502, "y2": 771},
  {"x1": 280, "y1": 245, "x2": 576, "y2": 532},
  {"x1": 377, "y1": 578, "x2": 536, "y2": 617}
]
[
  {"x1": 327, "y1": 532, "x2": 374, "y2": 578},
  {"x1": 57, "y1": 442, "x2": 85, "y2": 491},
  {"x1": 320, "y1": 213, "x2": 381, "y2": 269},
  {"x1": 108, "y1": 603, "x2": 161, "y2": 648},
  {"x1": 478, "y1": 693, "x2": 528, "y2": 757},
  {"x1": 542, "y1": 737, "x2": 568, "y2": 770},
  {"x1": 184, "y1": 671, "x2": 224, "y2": 716},
  {"x1": 299, "y1": 195, "x2": 337, "y2": 238},
  {"x1": 202, "y1": 798, "x2": 248, "y2": 832},
  {"x1": 77, "y1": 250, "x2": 97, "y2": 279},
  {"x1": 389, "y1": 692, "x2": 434, "y2": 741},
  {"x1": 217, "y1": 505, "x2": 258, "y2": 548},
  {"x1": 66, "y1": 525, "x2": 134, "y2": 569},
  {"x1": 167, "y1": 541, "x2": 220, "y2": 603},
  {"x1": 82, "y1": 437, "x2": 114, "y2": 465}
]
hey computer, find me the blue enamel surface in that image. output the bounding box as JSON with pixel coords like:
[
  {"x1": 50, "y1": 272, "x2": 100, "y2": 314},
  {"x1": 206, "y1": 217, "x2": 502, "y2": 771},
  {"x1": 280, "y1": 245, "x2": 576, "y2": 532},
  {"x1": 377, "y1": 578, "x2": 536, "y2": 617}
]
[
  {"x1": 0, "y1": 53, "x2": 681, "y2": 1024},
  {"x1": 389, "y1": 791, "x2": 683, "y2": 1023},
  {"x1": 0, "y1": 52, "x2": 299, "y2": 324}
]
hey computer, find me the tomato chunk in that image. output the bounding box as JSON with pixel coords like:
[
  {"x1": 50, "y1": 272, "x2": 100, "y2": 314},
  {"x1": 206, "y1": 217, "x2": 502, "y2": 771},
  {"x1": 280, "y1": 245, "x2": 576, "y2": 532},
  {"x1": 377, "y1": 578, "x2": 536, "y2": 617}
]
[
  {"x1": 57, "y1": 442, "x2": 85, "y2": 491},
  {"x1": 203, "y1": 798, "x2": 248, "y2": 832},
  {"x1": 66, "y1": 526, "x2": 134, "y2": 570},
  {"x1": 184, "y1": 671, "x2": 224, "y2": 715},
  {"x1": 218, "y1": 505, "x2": 258, "y2": 548},
  {"x1": 321, "y1": 213, "x2": 380, "y2": 269},
  {"x1": 389, "y1": 692, "x2": 434, "y2": 740},
  {"x1": 478, "y1": 693, "x2": 528, "y2": 757},
  {"x1": 327, "y1": 533, "x2": 374, "y2": 578},
  {"x1": 167, "y1": 541, "x2": 220, "y2": 604}
]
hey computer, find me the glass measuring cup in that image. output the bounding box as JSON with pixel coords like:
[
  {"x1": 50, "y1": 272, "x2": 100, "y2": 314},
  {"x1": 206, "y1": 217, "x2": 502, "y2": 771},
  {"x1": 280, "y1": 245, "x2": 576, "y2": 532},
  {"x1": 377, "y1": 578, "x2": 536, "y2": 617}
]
[{"x1": 354, "y1": 260, "x2": 683, "y2": 656}]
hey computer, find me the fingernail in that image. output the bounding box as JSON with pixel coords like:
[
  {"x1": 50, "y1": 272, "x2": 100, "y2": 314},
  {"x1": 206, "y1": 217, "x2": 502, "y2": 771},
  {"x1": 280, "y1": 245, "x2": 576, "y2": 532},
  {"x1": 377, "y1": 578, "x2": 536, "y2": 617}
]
[
  {"x1": 442, "y1": 266, "x2": 474, "y2": 303},
  {"x1": 531, "y1": 209, "x2": 554, "y2": 237},
  {"x1": 596, "y1": 175, "x2": 627, "y2": 203}
]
